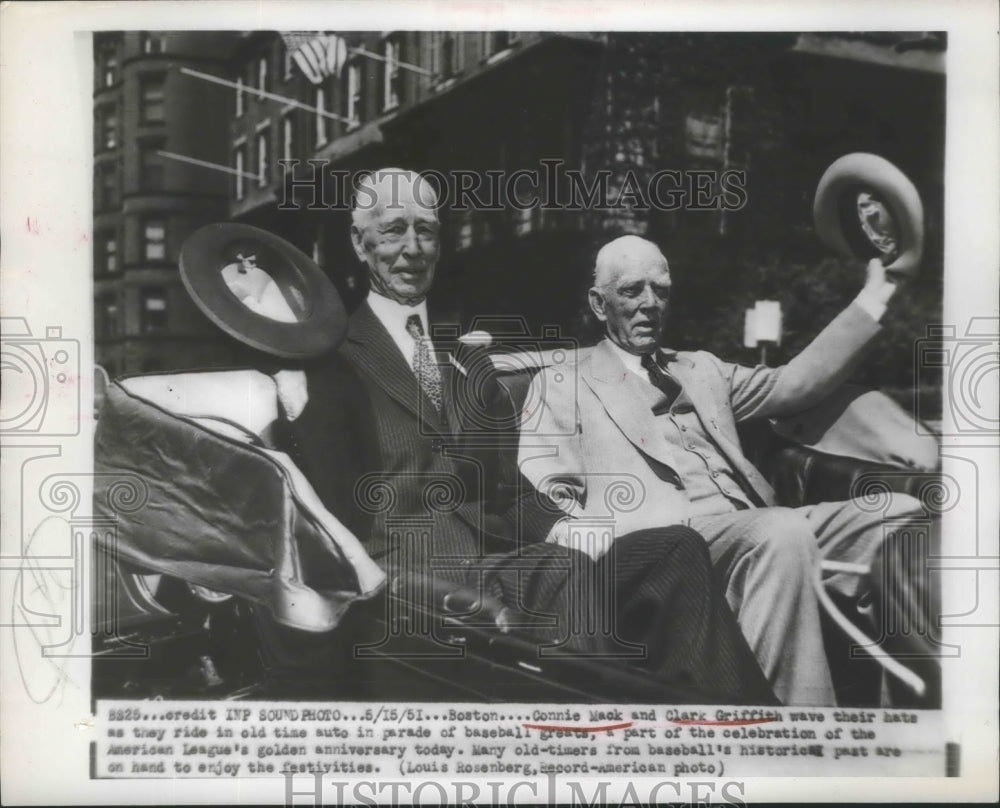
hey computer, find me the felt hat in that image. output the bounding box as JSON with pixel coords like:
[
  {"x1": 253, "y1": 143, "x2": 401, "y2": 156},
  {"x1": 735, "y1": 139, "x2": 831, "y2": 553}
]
[
  {"x1": 813, "y1": 153, "x2": 924, "y2": 278},
  {"x1": 180, "y1": 223, "x2": 347, "y2": 359}
]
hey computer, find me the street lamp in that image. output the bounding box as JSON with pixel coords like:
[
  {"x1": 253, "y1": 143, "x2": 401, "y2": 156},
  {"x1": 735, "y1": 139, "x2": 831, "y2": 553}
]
[{"x1": 743, "y1": 299, "x2": 782, "y2": 366}]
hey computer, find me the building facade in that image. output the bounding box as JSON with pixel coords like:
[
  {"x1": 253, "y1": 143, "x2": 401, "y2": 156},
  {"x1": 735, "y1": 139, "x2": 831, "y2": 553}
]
[
  {"x1": 225, "y1": 31, "x2": 605, "y2": 327},
  {"x1": 221, "y1": 32, "x2": 944, "y2": 374},
  {"x1": 93, "y1": 31, "x2": 242, "y2": 376},
  {"x1": 94, "y1": 30, "x2": 945, "y2": 408}
]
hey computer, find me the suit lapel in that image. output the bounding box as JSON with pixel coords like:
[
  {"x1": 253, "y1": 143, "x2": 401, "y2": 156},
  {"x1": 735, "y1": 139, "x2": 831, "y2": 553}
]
[
  {"x1": 342, "y1": 302, "x2": 445, "y2": 433},
  {"x1": 667, "y1": 354, "x2": 772, "y2": 504},
  {"x1": 664, "y1": 356, "x2": 720, "y2": 427},
  {"x1": 583, "y1": 341, "x2": 678, "y2": 469}
]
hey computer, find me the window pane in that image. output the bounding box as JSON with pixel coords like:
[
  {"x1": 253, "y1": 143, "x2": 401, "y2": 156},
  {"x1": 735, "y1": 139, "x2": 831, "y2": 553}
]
[
  {"x1": 98, "y1": 294, "x2": 119, "y2": 339},
  {"x1": 383, "y1": 39, "x2": 400, "y2": 110},
  {"x1": 105, "y1": 111, "x2": 118, "y2": 149},
  {"x1": 258, "y1": 56, "x2": 268, "y2": 96},
  {"x1": 141, "y1": 77, "x2": 165, "y2": 123},
  {"x1": 141, "y1": 33, "x2": 163, "y2": 54},
  {"x1": 283, "y1": 116, "x2": 293, "y2": 161},
  {"x1": 234, "y1": 147, "x2": 245, "y2": 200},
  {"x1": 104, "y1": 54, "x2": 118, "y2": 87},
  {"x1": 347, "y1": 65, "x2": 361, "y2": 123},
  {"x1": 235, "y1": 76, "x2": 244, "y2": 117},
  {"x1": 98, "y1": 166, "x2": 118, "y2": 209},
  {"x1": 140, "y1": 287, "x2": 168, "y2": 333},
  {"x1": 95, "y1": 233, "x2": 118, "y2": 273},
  {"x1": 105, "y1": 236, "x2": 118, "y2": 272},
  {"x1": 257, "y1": 131, "x2": 269, "y2": 185},
  {"x1": 315, "y1": 87, "x2": 328, "y2": 145},
  {"x1": 143, "y1": 220, "x2": 166, "y2": 261}
]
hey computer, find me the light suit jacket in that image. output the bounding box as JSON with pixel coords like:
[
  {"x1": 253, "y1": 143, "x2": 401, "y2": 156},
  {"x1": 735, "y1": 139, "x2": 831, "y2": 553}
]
[{"x1": 518, "y1": 302, "x2": 882, "y2": 536}]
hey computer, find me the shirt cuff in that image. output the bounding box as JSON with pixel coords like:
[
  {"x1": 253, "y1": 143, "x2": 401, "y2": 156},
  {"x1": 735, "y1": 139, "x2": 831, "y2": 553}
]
[{"x1": 853, "y1": 290, "x2": 888, "y2": 323}]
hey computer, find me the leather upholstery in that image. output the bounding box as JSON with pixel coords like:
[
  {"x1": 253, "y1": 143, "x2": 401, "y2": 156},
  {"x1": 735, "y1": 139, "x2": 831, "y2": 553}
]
[{"x1": 94, "y1": 379, "x2": 385, "y2": 633}]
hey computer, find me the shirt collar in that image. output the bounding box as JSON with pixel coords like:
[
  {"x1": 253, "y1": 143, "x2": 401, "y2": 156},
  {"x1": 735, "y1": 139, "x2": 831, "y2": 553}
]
[
  {"x1": 366, "y1": 290, "x2": 429, "y2": 335},
  {"x1": 604, "y1": 338, "x2": 678, "y2": 377},
  {"x1": 604, "y1": 338, "x2": 647, "y2": 377}
]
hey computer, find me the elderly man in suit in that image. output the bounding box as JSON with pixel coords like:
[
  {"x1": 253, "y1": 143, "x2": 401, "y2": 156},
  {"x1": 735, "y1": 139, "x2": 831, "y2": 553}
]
[
  {"x1": 288, "y1": 169, "x2": 776, "y2": 704},
  {"x1": 518, "y1": 234, "x2": 925, "y2": 706}
]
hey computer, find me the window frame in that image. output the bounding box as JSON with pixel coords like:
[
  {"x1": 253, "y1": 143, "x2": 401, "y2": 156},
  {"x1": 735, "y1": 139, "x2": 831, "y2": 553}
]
[
  {"x1": 257, "y1": 54, "x2": 269, "y2": 100},
  {"x1": 233, "y1": 142, "x2": 247, "y2": 201},
  {"x1": 98, "y1": 45, "x2": 119, "y2": 88},
  {"x1": 141, "y1": 32, "x2": 164, "y2": 55},
  {"x1": 95, "y1": 230, "x2": 119, "y2": 275},
  {"x1": 139, "y1": 74, "x2": 166, "y2": 124},
  {"x1": 256, "y1": 126, "x2": 270, "y2": 187},
  {"x1": 96, "y1": 163, "x2": 119, "y2": 211},
  {"x1": 139, "y1": 286, "x2": 169, "y2": 334},
  {"x1": 382, "y1": 36, "x2": 401, "y2": 111},
  {"x1": 97, "y1": 105, "x2": 119, "y2": 151},
  {"x1": 235, "y1": 74, "x2": 244, "y2": 117},
  {"x1": 346, "y1": 62, "x2": 362, "y2": 127},
  {"x1": 314, "y1": 85, "x2": 329, "y2": 146},
  {"x1": 281, "y1": 113, "x2": 295, "y2": 162},
  {"x1": 104, "y1": 107, "x2": 118, "y2": 150},
  {"x1": 141, "y1": 218, "x2": 168, "y2": 263},
  {"x1": 98, "y1": 292, "x2": 121, "y2": 340}
]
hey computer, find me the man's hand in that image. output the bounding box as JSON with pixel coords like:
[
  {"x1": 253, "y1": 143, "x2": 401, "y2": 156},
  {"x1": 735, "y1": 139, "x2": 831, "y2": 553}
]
[
  {"x1": 855, "y1": 257, "x2": 900, "y2": 322},
  {"x1": 273, "y1": 369, "x2": 309, "y2": 421},
  {"x1": 862, "y1": 257, "x2": 900, "y2": 304},
  {"x1": 545, "y1": 517, "x2": 613, "y2": 561}
]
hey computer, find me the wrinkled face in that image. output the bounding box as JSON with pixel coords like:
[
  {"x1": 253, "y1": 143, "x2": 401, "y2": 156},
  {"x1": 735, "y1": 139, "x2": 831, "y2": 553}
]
[
  {"x1": 351, "y1": 179, "x2": 440, "y2": 304},
  {"x1": 590, "y1": 254, "x2": 672, "y2": 355}
]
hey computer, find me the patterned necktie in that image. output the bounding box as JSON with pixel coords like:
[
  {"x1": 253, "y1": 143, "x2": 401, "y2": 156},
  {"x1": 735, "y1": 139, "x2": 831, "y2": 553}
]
[
  {"x1": 641, "y1": 352, "x2": 682, "y2": 408},
  {"x1": 405, "y1": 314, "x2": 443, "y2": 413}
]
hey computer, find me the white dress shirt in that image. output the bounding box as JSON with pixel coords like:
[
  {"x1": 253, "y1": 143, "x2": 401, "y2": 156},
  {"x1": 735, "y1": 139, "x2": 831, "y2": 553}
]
[
  {"x1": 606, "y1": 339, "x2": 651, "y2": 380},
  {"x1": 365, "y1": 291, "x2": 431, "y2": 370}
]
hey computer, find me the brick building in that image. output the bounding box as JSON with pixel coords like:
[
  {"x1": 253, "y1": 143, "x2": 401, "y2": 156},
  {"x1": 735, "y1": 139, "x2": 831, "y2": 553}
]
[
  {"x1": 93, "y1": 31, "x2": 241, "y2": 376},
  {"x1": 225, "y1": 31, "x2": 604, "y2": 327},
  {"x1": 94, "y1": 31, "x2": 945, "y2": 406}
]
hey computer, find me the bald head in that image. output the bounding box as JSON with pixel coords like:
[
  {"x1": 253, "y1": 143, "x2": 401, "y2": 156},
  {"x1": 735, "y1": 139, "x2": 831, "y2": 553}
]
[
  {"x1": 588, "y1": 235, "x2": 672, "y2": 355},
  {"x1": 593, "y1": 235, "x2": 670, "y2": 288},
  {"x1": 351, "y1": 168, "x2": 439, "y2": 229}
]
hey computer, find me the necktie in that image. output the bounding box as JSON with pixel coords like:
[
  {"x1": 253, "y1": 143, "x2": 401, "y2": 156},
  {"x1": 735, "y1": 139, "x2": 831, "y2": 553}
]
[
  {"x1": 405, "y1": 314, "x2": 443, "y2": 413},
  {"x1": 641, "y1": 352, "x2": 682, "y2": 408}
]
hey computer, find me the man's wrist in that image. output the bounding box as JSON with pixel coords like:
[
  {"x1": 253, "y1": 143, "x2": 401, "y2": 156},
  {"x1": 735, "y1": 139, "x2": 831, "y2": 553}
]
[{"x1": 854, "y1": 285, "x2": 893, "y2": 322}]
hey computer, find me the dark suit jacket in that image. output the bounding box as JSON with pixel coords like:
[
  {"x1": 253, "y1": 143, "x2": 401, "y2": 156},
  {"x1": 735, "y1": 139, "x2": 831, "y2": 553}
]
[{"x1": 289, "y1": 301, "x2": 561, "y2": 578}]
